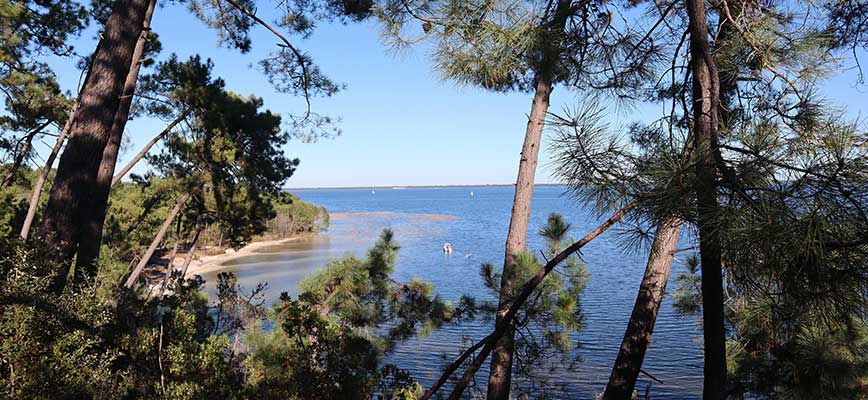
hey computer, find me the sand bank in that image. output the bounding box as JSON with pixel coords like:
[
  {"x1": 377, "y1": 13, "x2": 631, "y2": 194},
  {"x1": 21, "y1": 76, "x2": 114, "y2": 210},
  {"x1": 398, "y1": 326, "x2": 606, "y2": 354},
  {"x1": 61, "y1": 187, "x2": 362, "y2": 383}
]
[{"x1": 183, "y1": 234, "x2": 318, "y2": 277}]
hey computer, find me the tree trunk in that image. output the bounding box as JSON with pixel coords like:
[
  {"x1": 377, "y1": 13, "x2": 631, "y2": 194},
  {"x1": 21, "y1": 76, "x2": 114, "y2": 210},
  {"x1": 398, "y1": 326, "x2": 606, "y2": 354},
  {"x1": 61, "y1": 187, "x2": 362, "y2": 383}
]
[
  {"x1": 180, "y1": 219, "x2": 204, "y2": 278},
  {"x1": 37, "y1": 0, "x2": 153, "y2": 287},
  {"x1": 487, "y1": 2, "x2": 572, "y2": 399},
  {"x1": 125, "y1": 193, "x2": 164, "y2": 235},
  {"x1": 487, "y1": 71, "x2": 553, "y2": 400},
  {"x1": 156, "y1": 238, "x2": 181, "y2": 299},
  {"x1": 111, "y1": 109, "x2": 190, "y2": 187},
  {"x1": 685, "y1": 0, "x2": 727, "y2": 397},
  {"x1": 1, "y1": 121, "x2": 51, "y2": 188},
  {"x1": 123, "y1": 192, "x2": 190, "y2": 290},
  {"x1": 602, "y1": 217, "x2": 683, "y2": 399},
  {"x1": 74, "y1": 0, "x2": 157, "y2": 281},
  {"x1": 19, "y1": 111, "x2": 74, "y2": 241}
]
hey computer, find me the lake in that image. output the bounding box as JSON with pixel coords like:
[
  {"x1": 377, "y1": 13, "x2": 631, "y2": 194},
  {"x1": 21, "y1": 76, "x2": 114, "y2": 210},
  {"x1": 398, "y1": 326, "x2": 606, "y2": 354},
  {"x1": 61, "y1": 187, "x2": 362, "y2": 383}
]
[{"x1": 201, "y1": 186, "x2": 704, "y2": 399}]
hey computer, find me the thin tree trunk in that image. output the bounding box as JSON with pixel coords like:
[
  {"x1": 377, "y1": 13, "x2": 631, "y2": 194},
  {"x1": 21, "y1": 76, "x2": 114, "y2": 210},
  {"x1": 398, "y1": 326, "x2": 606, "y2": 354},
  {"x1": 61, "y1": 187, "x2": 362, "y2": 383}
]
[
  {"x1": 232, "y1": 327, "x2": 242, "y2": 354},
  {"x1": 125, "y1": 193, "x2": 164, "y2": 235},
  {"x1": 37, "y1": 0, "x2": 153, "y2": 286},
  {"x1": 179, "y1": 217, "x2": 204, "y2": 279},
  {"x1": 111, "y1": 109, "x2": 191, "y2": 187},
  {"x1": 123, "y1": 192, "x2": 190, "y2": 290},
  {"x1": 19, "y1": 110, "x2": 75, "y2": 241},
  {"x1": 156, "y1": 239, "x2": 181, "y2": 299},
  {"x1": 487, "y1": 2, "x2": 572, "y2": 398},
  {"x1": 75, "y1": 0, "x2": 158, "y2": 280},
  {"x1": 602, "y1": 217, "x2": 684, "y2": 399},
  {"x1": 1, "y1": 121, "x2": 51, "y2": 188},
  {"x1": 685, "y1": 0, "x2": 727, "y2": 396},
  {"x1": 158, "y1": 321, "x2": 166, "y2": 393}
]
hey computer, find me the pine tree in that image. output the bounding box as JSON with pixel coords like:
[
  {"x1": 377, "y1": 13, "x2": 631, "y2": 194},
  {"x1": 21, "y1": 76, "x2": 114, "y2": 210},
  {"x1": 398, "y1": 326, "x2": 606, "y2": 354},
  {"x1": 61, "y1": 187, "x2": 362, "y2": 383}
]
[{"x1": 377, "y1": 2, "x2": 660, "y2": 396}]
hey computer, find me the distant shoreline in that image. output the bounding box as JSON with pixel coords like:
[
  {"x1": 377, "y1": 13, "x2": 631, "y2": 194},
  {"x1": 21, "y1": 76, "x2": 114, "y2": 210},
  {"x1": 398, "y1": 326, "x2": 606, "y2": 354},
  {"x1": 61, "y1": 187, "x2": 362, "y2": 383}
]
[{"x1": 286, "y1": 183, "x2": 566, "y2": 191}]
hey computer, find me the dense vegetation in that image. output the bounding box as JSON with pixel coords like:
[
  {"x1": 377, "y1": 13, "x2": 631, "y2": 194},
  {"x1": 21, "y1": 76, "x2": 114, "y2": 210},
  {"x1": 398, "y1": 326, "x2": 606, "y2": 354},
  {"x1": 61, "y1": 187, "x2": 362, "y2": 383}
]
[{"x1": 1, "y1": 0, "x2": 867, "y2": 398}]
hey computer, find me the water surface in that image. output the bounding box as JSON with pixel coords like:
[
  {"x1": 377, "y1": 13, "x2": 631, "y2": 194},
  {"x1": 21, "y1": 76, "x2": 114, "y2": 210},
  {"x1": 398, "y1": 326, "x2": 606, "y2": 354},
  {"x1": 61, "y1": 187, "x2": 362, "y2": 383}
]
[{"x1": 201, "y1": 186, "x2": 703, "y2": 398}]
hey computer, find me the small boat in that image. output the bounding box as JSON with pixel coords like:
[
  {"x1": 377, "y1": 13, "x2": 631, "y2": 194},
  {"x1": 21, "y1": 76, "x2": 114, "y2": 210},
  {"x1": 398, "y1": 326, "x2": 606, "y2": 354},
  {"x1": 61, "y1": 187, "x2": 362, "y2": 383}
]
[
  {"x1": 443, "y1": 242, "x2": 453, "y2": 254},
  {"x1": 371, "y1": 190, "x2": 375, "y2": 194}
]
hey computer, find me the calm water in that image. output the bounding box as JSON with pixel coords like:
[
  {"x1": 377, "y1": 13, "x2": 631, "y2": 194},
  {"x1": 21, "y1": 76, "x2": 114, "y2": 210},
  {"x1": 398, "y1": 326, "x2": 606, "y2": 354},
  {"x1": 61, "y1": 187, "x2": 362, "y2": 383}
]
[{"x1": 201, "y1": 186, "x2": 703, "y2": 398}]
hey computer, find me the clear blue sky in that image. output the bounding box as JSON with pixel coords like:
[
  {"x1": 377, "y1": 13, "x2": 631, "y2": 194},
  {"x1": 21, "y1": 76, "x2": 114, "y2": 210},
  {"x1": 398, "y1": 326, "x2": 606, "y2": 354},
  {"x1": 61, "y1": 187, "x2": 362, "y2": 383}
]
[{"x1": 42, "y1": 3, "x2": 867, "y2": 188}]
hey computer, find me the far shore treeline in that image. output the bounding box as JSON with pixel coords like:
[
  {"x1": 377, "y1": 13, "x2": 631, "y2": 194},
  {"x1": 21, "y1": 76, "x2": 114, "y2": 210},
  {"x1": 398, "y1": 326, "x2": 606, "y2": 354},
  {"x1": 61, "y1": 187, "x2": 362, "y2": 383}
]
[{"x1": 1, "y1": 0, "x2": 867, "y2": 399}]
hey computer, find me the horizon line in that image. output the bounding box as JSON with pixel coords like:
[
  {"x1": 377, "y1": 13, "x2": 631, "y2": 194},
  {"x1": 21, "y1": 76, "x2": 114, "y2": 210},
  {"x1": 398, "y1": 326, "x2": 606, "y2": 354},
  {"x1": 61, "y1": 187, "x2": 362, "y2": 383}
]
[{"x1": 285, "y1": 183, "x2": 565, "y2": 191}]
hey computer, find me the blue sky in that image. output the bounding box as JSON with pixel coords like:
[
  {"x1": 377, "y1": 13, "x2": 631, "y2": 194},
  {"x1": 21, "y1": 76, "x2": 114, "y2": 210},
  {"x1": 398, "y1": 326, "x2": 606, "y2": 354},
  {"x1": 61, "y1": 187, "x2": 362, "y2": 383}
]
[{"x1": 41, "y1": 2, "x2": 867, "y2": 188}]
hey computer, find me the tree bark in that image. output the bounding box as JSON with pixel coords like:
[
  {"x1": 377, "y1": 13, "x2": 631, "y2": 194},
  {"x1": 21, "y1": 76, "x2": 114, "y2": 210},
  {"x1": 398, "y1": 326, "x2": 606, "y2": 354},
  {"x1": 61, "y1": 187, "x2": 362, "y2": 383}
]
[
  {"x1": 74, "y1": 0, "x2": 157, "y2": 281},
  {"x1": 111, "y1": 109, "x2": 190, "y2": 187},
  {"x1": 487, "y1": 2, "x2": 572, "y2": 399},
  {"x1": 685, "y1": 0, "x2": 727, "y2": 397},
  {"x1": 123, "y1": 192, "x2": 190, "y2": 290},
  {"x1": 602, "y1": 217, "x2": 683, "y2": 399},
  {"x1": 1, "y1": 121, "x2": 51, "y2": 188},
  {"x1": 487, "y1": 71, "x2": 552, "y2": 400},
  {"x1": 180, "y1": 221, "x2": 204, "y2": 279},
  {"x1": 37, "y1": 0, "x2": 153, "y2": 287},
  {"x1": 19, "y1": 111, "x2": 75, "y2": 241}
]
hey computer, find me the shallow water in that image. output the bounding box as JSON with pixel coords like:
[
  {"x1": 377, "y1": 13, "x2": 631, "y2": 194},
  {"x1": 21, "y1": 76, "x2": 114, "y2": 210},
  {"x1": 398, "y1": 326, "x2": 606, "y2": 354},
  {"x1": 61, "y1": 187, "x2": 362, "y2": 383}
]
[{"x1": 200, "y1": 186, "x2": 703, "y2": 398}]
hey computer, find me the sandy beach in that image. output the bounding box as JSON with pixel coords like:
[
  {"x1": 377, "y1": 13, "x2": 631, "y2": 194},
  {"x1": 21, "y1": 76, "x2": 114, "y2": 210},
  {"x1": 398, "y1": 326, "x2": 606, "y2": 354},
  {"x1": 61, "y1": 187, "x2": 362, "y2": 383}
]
[{"x1": 182, "y1": 234, "x2": 318, "y2": 277}]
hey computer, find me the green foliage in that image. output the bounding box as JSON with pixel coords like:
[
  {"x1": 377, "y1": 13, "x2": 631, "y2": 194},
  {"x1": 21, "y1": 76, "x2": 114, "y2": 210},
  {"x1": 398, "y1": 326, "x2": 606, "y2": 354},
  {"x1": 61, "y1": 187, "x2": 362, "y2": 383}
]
[
  {"x1": 240, "y1": 230, "x2": 463, "y2": 399},
  {"x1": 0, "y1": 0, "x2": 84, "y2": 184},
  {"x1": 377, "y1": 0, "x2": 659, "y2": 94},
  {"x1": 0, "y1": 167, "x2": 38, "y2": 236},
  {"x1": 670, "y1": 253, "x2": 701, "y2": 316},
  {"x1": 478, "y1": 213, "x2": 589, "y2": 393},
  {"x1": 242, "y1": 295, "x2": 398, "y2": 399},
  {"x1": 102, "y1": 177, "x2": 177, "y2": 259},
  {"x1": 298, "y1": 229, "x2": 473, "y2": 349},
  {"x1": 137, "y1": 55, "x2": 301, "y2": 248},
  {"x1": 0, "y1": 239, "x2": 243, "y2": 399},
  {"x1": 262, "y1": 192, "x2": 329, "y2": 239}
]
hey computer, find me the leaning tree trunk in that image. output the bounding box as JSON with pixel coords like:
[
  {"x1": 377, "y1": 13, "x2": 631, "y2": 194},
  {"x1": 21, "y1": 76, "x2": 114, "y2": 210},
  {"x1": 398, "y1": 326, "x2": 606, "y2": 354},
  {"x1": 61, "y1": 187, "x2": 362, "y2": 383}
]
[
  {"x1": 19, "y1": 110, "x2": 76, "y2": 241},
  {"x1": 685, "y1": 0, "x2": 727, "y2": 397},
  {"x1": 37, "y1": 0, "x2": 154, "y2": 289},
  {"x1": 180, "y1": 217, "x2": 205, "y2": 278},
  {"x1": 1, "y1": 121, "x2": 51, "y2": 188},
  {"x1": 111, "y1": 109, "x2": 190, "y2": 187},
  {"x1": 486, "y1": 2, "x2": 572, "y2": 399},
  {"x1": 74, "y1": 0, "x2": 157, "y2": 280},
  {"x1": 122, "y1": 192, "x2": 190, "y2": 290},
  {"x1": 602, "y1": 217, "x2": 683, "y2": 399}
]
